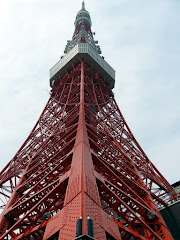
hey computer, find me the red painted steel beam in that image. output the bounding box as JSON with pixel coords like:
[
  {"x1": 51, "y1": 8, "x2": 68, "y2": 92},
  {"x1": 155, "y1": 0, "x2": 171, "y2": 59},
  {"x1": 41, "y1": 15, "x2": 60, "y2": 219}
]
[{"x1": 0, "y1": 61, "x2": 176, "y2": 240}]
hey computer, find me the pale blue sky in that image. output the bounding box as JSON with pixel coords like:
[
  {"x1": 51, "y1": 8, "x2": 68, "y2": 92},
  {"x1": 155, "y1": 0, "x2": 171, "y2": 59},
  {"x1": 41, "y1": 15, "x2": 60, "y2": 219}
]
[{"x1": 0, "y1": 0, "x2": 179, "y2": 184}]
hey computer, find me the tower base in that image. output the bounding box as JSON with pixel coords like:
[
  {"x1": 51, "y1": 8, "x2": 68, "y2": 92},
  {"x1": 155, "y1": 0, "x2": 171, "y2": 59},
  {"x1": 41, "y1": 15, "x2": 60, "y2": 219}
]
[{"x1": 73, "y1": 235, "x2": 96, "y2": 240}]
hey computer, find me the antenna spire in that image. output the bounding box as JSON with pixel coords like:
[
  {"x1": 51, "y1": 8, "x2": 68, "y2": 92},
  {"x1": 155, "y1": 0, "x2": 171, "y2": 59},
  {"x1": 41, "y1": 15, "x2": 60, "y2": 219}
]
[{"x1": 82, "y1": 0, "x2": 85, "y2": 10}]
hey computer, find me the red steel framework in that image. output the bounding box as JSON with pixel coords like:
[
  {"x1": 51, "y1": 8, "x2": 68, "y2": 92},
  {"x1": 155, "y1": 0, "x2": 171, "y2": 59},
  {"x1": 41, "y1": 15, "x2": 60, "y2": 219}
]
[{"x1": 0, "y1": 2, "x2": 177, "y2": 240}]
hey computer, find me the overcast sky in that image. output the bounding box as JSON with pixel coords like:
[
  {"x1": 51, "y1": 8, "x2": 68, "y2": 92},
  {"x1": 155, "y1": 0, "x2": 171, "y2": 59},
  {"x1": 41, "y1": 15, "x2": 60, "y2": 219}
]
[{"x1": 0, "y1": 0, "x2": 179, "y2": 184}]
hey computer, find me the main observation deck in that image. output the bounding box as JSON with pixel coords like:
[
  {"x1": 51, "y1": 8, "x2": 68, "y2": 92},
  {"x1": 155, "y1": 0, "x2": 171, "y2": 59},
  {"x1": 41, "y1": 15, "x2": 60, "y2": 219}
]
[{"x1": 49, "y1": 43, "x2": 115, "y2": 89}]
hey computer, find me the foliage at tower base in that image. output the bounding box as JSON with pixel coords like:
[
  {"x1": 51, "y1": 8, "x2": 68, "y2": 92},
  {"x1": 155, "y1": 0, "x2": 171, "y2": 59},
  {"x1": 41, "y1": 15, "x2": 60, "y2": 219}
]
[{"x1": 0, "y1": 2, "x2": 177, "y2": 240}]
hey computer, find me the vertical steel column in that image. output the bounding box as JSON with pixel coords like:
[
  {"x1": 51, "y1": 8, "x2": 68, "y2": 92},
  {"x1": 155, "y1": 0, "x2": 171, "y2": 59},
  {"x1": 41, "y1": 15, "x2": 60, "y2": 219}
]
[{"x1": 80, "y1": 60, "x2": 85, "y2": 234}]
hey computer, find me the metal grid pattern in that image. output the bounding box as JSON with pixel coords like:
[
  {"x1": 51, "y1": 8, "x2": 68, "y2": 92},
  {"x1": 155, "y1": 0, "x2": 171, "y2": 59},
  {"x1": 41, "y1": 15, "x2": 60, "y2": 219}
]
[{"x1": 0, "y1": 61, "x2": 176, "y2": 240}]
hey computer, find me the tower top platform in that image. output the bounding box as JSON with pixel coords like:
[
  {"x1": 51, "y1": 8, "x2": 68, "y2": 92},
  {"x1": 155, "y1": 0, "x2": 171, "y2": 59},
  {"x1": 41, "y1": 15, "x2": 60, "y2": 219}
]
[
  {"x1": 49, "y1": 1, "x2": 115, "y2": 89},
  {"x1": 50, "y1": 43, "x2": 115, "y2": 89}
]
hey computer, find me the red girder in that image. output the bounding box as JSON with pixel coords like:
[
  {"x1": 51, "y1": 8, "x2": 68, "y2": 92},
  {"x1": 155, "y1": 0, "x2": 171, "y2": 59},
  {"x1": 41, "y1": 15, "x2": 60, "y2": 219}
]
[{"x1": 0, "y1": 61, "x2": 176, "y2": 240}]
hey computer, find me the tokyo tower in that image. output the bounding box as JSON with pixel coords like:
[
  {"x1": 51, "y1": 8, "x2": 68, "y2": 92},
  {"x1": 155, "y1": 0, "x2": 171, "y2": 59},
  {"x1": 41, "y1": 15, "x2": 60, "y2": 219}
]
[{"x1": 0, "y1": 2, "x2": 177, "y2": 240}]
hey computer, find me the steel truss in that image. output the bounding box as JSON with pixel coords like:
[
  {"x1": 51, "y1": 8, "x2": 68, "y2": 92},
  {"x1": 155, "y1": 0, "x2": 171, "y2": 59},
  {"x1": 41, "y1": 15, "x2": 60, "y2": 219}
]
[{"x1": 0, "y1": 61, "x2": 176, "y2": 240}]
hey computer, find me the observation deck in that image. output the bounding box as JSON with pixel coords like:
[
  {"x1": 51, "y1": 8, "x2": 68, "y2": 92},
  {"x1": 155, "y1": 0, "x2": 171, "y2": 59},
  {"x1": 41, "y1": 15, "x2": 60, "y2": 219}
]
[{"x1": 49, "y1": 43, "x2": 115, "y2": 89}]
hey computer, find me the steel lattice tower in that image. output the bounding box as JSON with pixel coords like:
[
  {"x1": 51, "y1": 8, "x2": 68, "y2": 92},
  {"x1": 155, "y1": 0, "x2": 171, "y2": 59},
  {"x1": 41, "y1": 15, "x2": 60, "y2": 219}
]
[{"x1": 0, "y1": 2, "x2": 177, "y2": 240}]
